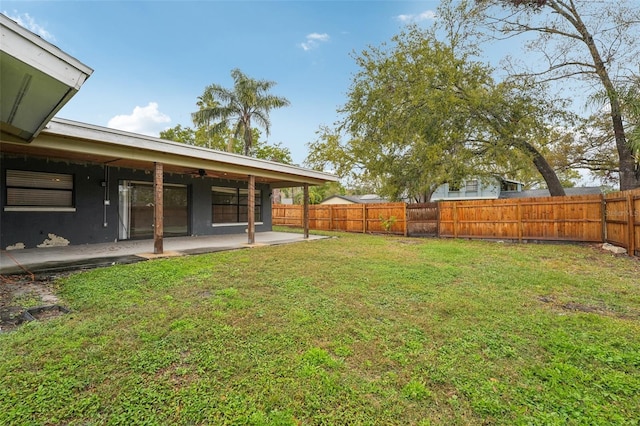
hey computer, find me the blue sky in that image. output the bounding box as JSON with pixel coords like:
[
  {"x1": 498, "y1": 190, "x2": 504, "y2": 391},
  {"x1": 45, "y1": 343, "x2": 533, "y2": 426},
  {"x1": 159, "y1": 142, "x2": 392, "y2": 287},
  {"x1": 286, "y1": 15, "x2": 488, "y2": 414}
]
[{"x1": 3, "y1": 0, "x2": 447, "y2": 164}]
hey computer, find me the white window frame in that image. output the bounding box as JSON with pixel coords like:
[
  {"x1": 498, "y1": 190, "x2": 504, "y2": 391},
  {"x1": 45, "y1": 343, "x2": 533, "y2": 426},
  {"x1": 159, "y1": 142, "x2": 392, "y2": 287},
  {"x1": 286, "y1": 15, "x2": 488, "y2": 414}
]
[{"x1": 4, "y1": 170, "x2": 76, "y2": 212}]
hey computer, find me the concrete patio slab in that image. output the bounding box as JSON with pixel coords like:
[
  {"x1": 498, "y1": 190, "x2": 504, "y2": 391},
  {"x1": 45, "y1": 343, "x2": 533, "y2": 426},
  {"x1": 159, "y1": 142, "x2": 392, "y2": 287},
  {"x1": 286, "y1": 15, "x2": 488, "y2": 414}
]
[{"x1": 0, "y1": 232, "x2": 327, "y2": 275}]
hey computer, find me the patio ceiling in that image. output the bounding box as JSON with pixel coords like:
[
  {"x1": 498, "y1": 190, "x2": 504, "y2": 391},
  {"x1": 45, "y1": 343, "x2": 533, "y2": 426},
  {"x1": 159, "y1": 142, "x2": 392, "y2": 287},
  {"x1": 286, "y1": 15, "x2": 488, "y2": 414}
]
[{"x1": 0, "y1": 14, "x2": 93, "y2": 142}]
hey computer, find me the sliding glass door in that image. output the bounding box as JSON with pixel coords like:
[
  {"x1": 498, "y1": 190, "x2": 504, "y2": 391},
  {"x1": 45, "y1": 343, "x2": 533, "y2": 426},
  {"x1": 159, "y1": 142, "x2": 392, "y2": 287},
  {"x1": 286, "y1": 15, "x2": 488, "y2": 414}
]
[{"x1": 118, "y1": 181, "x2": 188, "y2": 240}]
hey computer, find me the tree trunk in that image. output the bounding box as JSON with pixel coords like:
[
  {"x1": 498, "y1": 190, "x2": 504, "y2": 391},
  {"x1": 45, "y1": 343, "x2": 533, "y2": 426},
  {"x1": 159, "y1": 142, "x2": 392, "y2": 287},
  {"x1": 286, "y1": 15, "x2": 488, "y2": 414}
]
[
  {"x1": 520, "y1": 140, "x2": 566, "y2": 196},
  {"x1": 550, "y1": 0, "x2": 640, "y2": 190},
  {"x1": 582, "y1": 29, "x2": 639, "y2": 189},
  {"x1": 244, "y1": 130, "x2": 252, "y2": 156},
  {"x1": 244, "y1": 117, "x2": 252, "y2": 156}
]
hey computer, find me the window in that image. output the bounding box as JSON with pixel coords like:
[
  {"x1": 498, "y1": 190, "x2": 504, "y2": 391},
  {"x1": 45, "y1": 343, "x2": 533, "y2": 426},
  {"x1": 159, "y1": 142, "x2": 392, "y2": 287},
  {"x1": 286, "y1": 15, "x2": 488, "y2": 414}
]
[
  {"x1": 465, "y1": 179, "x2": 478, "y2": 193},
  {"x1": 212, "y1": 186, "x2": 261, "y2": 224},
  {"x1": 448, "y1": 181, "x2": 461, "y2": 192},
  {"x1": 501, "y1": 181, "x2": 520, "y2": 192},
  {"x1": 5, "y1": 170, "x2": 74, "y2": 211}
]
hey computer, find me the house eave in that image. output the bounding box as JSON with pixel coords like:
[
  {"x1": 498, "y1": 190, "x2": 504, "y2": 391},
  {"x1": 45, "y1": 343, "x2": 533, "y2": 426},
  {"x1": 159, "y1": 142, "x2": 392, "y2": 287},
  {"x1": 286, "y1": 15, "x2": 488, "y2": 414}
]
[
  {"x1": 0, "y1": 14, "x2": 93, "y2": 142},
  {"x1": 1, "y1": 117, "x2": 338, "y2": 187}
]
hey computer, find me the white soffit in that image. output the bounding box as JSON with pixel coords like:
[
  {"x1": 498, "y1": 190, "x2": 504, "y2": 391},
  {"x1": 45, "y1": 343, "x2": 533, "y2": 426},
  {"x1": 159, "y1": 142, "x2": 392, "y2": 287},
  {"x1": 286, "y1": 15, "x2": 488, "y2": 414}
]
[
  {"x1": 40, "y1": 118, "x2": 339, "y2": 185},
  {"x1": 0, "y1": 14, "x2": 93, "y2": 142}
]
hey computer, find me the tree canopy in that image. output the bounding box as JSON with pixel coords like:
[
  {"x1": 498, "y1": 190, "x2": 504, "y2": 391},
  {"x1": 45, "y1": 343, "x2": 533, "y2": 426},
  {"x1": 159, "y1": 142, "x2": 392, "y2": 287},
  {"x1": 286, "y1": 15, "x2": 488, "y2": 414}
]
[
  {"x1": 306, "y1": 25, "x2": 572, "y2": 201},
  {"x1": 160, "y1": 124, "x2": 293, "y2": 165},
  {"x1": 160, "y1": 69, "x2": 292, "y2": 164},
  {"x1": 191, "y1": 68, "x2": 290, "y2": 156}
]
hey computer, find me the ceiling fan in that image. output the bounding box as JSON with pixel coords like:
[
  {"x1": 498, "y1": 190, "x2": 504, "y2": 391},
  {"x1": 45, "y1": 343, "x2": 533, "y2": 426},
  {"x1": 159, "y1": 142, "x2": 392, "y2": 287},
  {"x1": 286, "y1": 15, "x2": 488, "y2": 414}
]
[{"x1": 183, "y1": 168, "x2": 214, "y2": 178}]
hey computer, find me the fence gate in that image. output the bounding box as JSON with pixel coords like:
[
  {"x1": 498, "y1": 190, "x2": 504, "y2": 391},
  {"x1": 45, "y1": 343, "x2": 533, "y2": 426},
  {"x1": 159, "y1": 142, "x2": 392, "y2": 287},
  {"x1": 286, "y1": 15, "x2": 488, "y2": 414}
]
[
  {"x1": 604, "y1": 189, "x2": 640, "y2": 257},
  {"x1": 406, "y1": 203, "x2": 439, "y2": 237}
]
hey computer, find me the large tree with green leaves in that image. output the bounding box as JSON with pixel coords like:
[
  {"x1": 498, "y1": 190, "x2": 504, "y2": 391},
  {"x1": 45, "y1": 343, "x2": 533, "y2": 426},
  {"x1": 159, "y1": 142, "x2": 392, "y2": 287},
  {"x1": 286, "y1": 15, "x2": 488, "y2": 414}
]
[
  {"x1": 192, "y1": 68, "x2": 290, "y2": 156},
  {"x1": 306, "y1": 26, "x2": 569, "y2": 201},
  {"x1": 160, "y1": 124, "x2": 293, "y2": 164},
  {"x1": 473, "y1": 0, "x2": 640, "y2": 190}
]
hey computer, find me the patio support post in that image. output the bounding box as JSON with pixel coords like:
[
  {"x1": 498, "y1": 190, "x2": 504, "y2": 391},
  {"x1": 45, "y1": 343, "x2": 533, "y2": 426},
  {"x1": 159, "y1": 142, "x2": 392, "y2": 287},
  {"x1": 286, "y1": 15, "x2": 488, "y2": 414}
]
[
  {"x1": 153, "y1": 162, "x2": 164, "y2": 254},
  {"x1": 303, "y1": 183, "x2": 309, "y2": 239},
  {"x1": 248, "y1": 175, "x2": 255, "y2": 244}
]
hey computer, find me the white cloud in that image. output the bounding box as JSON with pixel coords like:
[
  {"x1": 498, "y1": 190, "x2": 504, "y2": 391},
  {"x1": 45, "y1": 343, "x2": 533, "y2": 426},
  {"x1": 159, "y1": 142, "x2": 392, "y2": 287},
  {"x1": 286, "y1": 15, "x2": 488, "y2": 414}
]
[
  {"x1": 107, "y1": 102, "x2": 171, "y2": 136},
  {"x1": 299, "y1": 32, "x2": 330, "y2": 51},
  {"x1": 3, "y1": 11, "x2": 55, "y2": 41},
  {"x1": 396, "y1": 10, "x2": 437, "y2": 23}
]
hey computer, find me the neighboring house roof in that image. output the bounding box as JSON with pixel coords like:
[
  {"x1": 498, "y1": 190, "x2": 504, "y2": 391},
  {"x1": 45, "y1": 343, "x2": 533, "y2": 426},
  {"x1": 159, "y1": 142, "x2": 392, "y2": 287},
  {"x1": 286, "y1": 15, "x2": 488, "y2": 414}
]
[
  {"x1": 1, "y1": 118, "x2": 338, "y2": 188},
  {"x1": 0, "y1": 14, "x2": 93, "y2": 142},
  {"x1": 320, "y1": 194, "x2": 388, "y2": 204},
  {"x1": 499, "y1": 187, "x2": 603, "y2": 199}
]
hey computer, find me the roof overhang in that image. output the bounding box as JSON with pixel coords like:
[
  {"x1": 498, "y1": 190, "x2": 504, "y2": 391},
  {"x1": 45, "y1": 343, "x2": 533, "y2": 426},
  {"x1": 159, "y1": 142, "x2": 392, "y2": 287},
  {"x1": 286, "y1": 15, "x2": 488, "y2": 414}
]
[
  {"x1": 0, "y1": 118, "x2": 338, "y2": 188},
  {"x1": 0, "y1": 14, "x2": 93, "y2": 142}
]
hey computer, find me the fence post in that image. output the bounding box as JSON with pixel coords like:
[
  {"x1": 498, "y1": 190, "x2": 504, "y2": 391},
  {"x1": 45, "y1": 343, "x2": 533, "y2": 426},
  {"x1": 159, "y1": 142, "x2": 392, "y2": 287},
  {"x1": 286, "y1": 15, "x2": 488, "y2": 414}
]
[
  {"x1": 363, "y1": 204, "x2": 367, "y2": 234},
  {"x1": 436, "y1": 202, "x2": 440, "y2": 238},
  {"x1": 628, "y1": 193, "x2": 635, "y2": 257},
  {"x1": 453, "y1": 201, "x2": 458, "y2": 238},
  {"x1": 403, "y1": 203, "x2": 408, "y2": 237},
  {"x1": 517, "y1": 201, "x2": 523, "y2": 243},
  {"x1": 600, "y1": 195, "x2": 607, "y2": 243},
  {"x1": 329, "y1": 205, "x2": 334, "y2": 231}
]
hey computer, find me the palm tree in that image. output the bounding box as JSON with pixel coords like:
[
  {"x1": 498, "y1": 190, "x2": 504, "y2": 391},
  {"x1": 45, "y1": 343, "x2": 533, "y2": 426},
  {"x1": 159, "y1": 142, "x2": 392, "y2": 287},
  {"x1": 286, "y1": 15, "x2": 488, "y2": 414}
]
[{"x1": 192, "y1": 69, "x2": 290, "y2": 156}]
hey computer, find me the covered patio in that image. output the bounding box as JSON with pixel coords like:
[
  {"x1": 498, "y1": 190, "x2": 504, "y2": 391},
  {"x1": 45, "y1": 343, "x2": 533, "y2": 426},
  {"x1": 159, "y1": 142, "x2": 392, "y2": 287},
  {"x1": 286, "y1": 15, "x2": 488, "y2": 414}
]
[
  {"x1": 0, "y1": 231, "x2": 328, "y2": 275},
  {"x1": 1, "y1": 14, "x2": 337, "y2": 260}
]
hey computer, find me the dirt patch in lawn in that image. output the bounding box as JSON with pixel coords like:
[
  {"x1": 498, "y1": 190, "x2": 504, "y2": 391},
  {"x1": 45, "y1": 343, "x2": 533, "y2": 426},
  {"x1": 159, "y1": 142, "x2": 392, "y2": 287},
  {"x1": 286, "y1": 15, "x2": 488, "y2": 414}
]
[
  {"x1": 0, "y1": 273, "x2": 71, "y2": 333},
  {"x1": 537, "y1": 295, "x2": 638, "y2": 321}
]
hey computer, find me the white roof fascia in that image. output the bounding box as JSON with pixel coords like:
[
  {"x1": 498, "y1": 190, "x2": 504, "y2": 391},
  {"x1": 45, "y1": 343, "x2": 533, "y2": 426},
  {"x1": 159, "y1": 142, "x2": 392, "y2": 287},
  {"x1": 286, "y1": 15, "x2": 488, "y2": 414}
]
[
  {"x1": 42, "y1": 118, "x2": 338, "y2": 183},
  {"x1": 0, "y1": 14, "x2": 93, "y2": 90}
]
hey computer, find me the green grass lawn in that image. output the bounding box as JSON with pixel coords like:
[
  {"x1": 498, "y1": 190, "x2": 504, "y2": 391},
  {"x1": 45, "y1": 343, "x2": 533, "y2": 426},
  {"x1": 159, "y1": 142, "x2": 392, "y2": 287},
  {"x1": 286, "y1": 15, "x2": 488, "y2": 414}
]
[{"x1": 1, "y1": 231, "x2": 639, "y2": 425}]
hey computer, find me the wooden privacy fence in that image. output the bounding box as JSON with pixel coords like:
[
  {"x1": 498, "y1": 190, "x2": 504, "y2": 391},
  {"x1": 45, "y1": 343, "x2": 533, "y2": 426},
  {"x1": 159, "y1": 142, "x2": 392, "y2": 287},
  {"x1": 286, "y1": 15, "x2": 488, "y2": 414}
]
[
  {"x1": 272, "y1": 188, "x2": 640, "y2": 257},
  {"x1": 273, "y1": 203, "x2": 407, "y2": 235},
  {"x1": 438, "y1": 195, "x2": 604, "y2": 242}
]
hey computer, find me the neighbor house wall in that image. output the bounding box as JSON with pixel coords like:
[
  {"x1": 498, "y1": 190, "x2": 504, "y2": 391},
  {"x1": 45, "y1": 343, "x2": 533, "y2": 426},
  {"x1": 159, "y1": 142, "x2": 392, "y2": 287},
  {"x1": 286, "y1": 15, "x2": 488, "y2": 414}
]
[
  {"x1": 1, "y1": 154, "x2": 272, "y2": 249},
  {"x1": 320, "y1": 196, "x2": 355, "y2": 205},
  {"x1": 430, "y1": 179, "x2": 500, "y2": 201}
]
